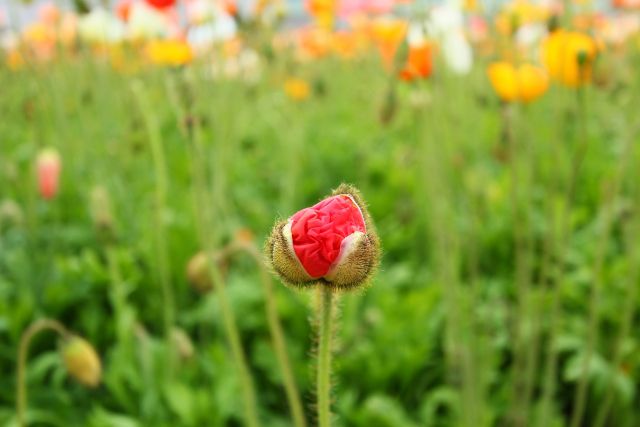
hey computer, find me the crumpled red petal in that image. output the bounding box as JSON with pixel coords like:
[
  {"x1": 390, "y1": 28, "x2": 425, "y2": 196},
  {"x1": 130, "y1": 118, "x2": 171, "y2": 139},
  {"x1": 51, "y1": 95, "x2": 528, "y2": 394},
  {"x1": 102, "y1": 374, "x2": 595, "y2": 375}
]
[{"x1": 290, "y1": 195, "x2": 366, "y2": 278}]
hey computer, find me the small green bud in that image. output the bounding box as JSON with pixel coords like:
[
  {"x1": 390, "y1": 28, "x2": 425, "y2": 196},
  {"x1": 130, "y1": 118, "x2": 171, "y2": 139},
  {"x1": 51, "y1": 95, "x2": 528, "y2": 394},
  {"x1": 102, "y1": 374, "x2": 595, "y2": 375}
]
[{"x1": 62, "y1": 336, "x2": 102, "y2": 388}]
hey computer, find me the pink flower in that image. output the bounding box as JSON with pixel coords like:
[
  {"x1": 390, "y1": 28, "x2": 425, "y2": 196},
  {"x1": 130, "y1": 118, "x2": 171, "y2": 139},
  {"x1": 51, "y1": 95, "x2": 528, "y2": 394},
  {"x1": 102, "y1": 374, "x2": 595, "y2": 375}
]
[
  {"x1": 338, "y1": 0, "x2": 396, "y2": 18},
  {"x1": 38, "y1": 2, "x2": 60, "y2": 27},
  {"x1": 36, "y1": 148, "x2": 61, "y2": 200},
  {"x1": 366, "y1": 0, "x2": 395, "y2": 14},
  {"x1": 267, "y1": 184, "x2": 380, "y2": 290}
]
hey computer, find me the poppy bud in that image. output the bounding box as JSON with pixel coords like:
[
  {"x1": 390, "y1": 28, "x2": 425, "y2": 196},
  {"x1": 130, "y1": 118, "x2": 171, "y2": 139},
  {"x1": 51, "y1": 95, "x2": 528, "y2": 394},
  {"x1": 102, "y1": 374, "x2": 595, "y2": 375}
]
[
  {"x1": 0, "y1": 199, "x2": 23, "y2": 229},
  {"x1": 266, "y1": 184, "x2": 380, "y2": 291},
  {"x1": 234, "y1": 228, "x2": 255, "y2": 245},
  {"x1": 36, "y1": 148, "x2": 61, "y2": 200},
  {"x1": 62, "y1": 336, "x2": 102, "y2": 388},
  {"x1": 171, "y1": 327, "x2": 194, "y2": 361},
  {"x1": 186, "y1": 251, "x2": 227, "y2": 293},
  {"x1": 89, "y1": 185, "x2": 115, "y2": 240}
]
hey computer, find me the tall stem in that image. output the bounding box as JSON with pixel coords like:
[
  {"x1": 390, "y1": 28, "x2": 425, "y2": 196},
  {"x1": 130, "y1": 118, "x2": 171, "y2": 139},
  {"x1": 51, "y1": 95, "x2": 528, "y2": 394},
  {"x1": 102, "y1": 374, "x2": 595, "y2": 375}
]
[
  {"x1": 166, "y1": 74, "x2": 261, "y2": 427},
  {"x1": 247, "y1": 245, "x2": 307, "y2": 427},
  {"x1": 131, "y1": 82, "x2": 175, "y2": 358},
  {"x1": 17, "y1": 319, "x2": 69, "y2": 427},
  {"x1": 317, "y1": 286, "x2": 334, "y2": 427},
  {"x1": 217, "y1": 243, "x2": 307, "y2": 427},
  {"x1": 210, "y1": 263, "x2": 261, "y2": 427}
]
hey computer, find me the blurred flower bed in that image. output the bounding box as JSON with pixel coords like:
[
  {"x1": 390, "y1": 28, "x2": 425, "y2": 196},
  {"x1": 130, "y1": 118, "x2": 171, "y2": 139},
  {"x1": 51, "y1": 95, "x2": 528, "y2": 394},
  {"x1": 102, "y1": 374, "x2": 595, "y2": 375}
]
[{"x1": 1, "y1": 0, "x2": 640, "y2": 426}]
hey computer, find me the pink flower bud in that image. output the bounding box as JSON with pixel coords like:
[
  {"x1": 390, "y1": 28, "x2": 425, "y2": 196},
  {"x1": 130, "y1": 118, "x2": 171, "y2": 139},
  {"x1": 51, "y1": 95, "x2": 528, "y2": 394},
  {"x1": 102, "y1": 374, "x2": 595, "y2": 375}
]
[
  {"x1": 36, "y1": 148, "x2": 61, "y2": 200},
  {"x1": 267, "y1": 184, "x2": 380, "y2": 291}
]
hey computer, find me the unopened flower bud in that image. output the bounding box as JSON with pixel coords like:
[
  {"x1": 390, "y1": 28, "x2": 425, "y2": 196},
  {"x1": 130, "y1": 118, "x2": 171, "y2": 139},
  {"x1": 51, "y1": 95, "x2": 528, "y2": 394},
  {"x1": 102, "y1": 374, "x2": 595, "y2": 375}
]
[
  {"x1": 89, "y1": 185, "x2": 116, "y2": 240},
  {"x1": 62, "y1": 336, "x2": 102, "y2": 388},
  {"x1": 36, "y1": 148, "x2": 61, "y2": 200},
  {"x1": 186, "y1": 251, "x2": 227, "y2": 293},
  {"x1": 0, "y1": 199, "x2": 23, "y2": 229},
  {"x1": 171, "y1": 327, "x2": 194, "y2": 361},
  {"x1": 234, "y1": 228, "x2": 255, "y2": 245},
  {"x1": 266, "y1": 184, "x2": 380, "y2": 291}
]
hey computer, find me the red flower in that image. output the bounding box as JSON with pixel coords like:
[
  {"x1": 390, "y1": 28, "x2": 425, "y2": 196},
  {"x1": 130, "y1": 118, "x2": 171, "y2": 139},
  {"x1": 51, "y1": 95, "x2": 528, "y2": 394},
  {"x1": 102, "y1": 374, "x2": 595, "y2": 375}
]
[
  {"x1": 145, "y1": 0, "x2": 175, "y2": 10},
  {"x1": 290, "y1": 195, "x2": 366, "y2": 278},
  {"x1": 267, "y1": 184, "x2": 380, "y2": 290},
  {"x1": 36, "y1": 148, "x2": 61, "y2": 200}
]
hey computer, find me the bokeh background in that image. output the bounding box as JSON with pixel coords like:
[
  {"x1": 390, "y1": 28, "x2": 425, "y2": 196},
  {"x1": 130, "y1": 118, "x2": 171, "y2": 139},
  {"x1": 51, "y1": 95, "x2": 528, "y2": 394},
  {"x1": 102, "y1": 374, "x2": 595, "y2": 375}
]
[{"x1": 1, "y1": 0, "x2": 640, "y2": 426}]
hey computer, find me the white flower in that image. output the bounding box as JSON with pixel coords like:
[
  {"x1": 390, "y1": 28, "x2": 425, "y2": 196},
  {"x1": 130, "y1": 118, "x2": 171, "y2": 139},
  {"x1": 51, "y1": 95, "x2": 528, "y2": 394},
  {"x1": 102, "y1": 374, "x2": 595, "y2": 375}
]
[
  {"x1": 211, "y1": 49, "x2": 261, "y2": 82},
  {"x1": 127, "y1": 2, "x2": 168, "y2": 41},
  {"x1": 425, "y1": 4, "x2": 473, "y2": 75},
  {"x1": 441, "y1": 31, "x2": 472, "y2": 75},
  {"x1": 187, "y1": 13, "x2": 237, "y2": 49},
  {"x1": 78, "y1": 9, "x2": 125, "y2": 44},
  {"x1": 516, "y1": 23, "x2": 547, "y2": 49},
  {"x1": 1, "y1": 30, "x2": 19, "y2": 51},
  {"x1": 186, "y1": 0, "x2": 215, "y2": 25},
  {"x1": 427, "y1": 4, "x2": 464, "y2": 38},
  {"x1": 407, "y1": 23, "x2": 426, "y2": 46}
]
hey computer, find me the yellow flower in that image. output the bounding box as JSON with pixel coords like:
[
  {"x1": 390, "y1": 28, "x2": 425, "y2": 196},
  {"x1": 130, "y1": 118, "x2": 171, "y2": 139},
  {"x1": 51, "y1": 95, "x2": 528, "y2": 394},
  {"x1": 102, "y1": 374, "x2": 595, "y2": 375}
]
[
  {"x1": 542, "y1": 30, "x2": 599, "y2": 87},
  {"x1": 488, "y1": 61, "x2": 549, "y2": 103},
  {"x1": 6, "y1": 50, "x2": 24, "y2": 71},
  {"x1": 284, "y1": 78, "x2": 311, "y2": 101},
  {"x1": 146, "y1": 40, "x2": 194, "y2": 67},
  {"x1": 495, "y1": 0, "x2": 549, "y2": 35},
  {"x1": 517, "y1": 64, "x2": 549, "y2": 102},
  {"x1": 370, "y1": 18, "x2": 407, "y2": 70},
  {"x1": 488, "y1": 62, "x2": 519, "y2": 102}
]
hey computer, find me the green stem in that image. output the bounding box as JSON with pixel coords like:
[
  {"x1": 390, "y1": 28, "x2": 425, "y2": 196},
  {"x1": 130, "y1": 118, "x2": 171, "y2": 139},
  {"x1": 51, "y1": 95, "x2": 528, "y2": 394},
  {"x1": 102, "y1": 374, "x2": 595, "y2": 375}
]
[
  {"x1": 245, "y1": 244, "x2": 307, "y2": 427},
  {"x1": 215, "y1": 243, "x2": 307, "y2": 427},
  {"x1": 130, "y1": 82, "x2": 175, "y2": 355},
  {"x1": 17, "y1": 319, "x2": 69, "y2": 427},
  {"x1": 208, "y1": 264, "x2": 261, "y2": 427},
  {"x1": 166, "y1": 74, "x2": 261, "y2": 427},
  {"x1": 317, "y1": 286, "x2": 334, "y2": 427},
  {"x1": 570, "y1": 101, "x2": 630, "y2": 427}
]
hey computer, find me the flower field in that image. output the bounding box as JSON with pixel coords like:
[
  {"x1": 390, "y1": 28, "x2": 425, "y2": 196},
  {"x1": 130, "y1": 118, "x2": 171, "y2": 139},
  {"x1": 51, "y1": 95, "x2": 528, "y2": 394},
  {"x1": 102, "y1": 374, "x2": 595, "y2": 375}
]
[{"x1": 1, "y1": 1, "x2": 640, "y2": 426}]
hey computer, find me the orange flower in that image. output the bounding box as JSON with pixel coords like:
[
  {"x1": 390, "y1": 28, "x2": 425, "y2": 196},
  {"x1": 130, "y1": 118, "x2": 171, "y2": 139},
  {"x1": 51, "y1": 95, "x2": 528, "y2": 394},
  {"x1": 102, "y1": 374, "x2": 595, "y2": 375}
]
[
  {"x1": 487, "y1": 61, "x2": 548, "y2": 103},
  {"x1": 331, "y1": 31, "x2": 365, "y2": 59},
  {"x1": 297, "y1": 28, "x2": 332, "y2": 59},
  {"x1": 399, "y1": 42, "x2": 433, "y2": 81},
  {"x1": 116, "y1": 0, "x2": 133, "y2": 21},
  {"x1": 284, "y1": 78, "x2": 311, "y2": 101},
  {"x1": 146, "y1": 40, "x2": 193, "y2": 66},
  {"x1": 370, "y1": 18, "x2": 407, "y2": 70},
  {"x1": 306, "y1": 0, "x2": 336, "y2": 29},
  {"x1": 6, "y1": 50, "x2": 24, "y2": 71},
  {"x1": 541, "y1": 30, "x2": 600, "y2": 87}
]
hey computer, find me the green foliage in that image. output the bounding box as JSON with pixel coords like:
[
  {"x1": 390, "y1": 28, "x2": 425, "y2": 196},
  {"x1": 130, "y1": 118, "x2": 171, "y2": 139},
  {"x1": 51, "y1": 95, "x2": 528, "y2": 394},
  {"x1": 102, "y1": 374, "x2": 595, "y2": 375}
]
[{"x1": 1, "y1": 49, "x2": 640, "y2": 427}]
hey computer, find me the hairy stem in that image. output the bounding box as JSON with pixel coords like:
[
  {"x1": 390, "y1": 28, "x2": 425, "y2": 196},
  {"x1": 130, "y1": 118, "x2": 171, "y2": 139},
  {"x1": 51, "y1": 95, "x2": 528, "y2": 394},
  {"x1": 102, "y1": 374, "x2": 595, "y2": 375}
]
[
  {"x1": 317, "y1": 286, "x2": 334, "y2": 427},
  {"x1": 17, "y1": 319, "x2": 69, "y2": 427}
]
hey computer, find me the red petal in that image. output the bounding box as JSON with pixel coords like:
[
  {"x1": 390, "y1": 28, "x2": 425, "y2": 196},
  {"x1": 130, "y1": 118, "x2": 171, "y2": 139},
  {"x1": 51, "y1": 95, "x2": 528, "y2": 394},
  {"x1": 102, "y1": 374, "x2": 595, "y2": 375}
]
[{"x1": 290, "y1": 195, "x2": 366, "y2": 278}]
